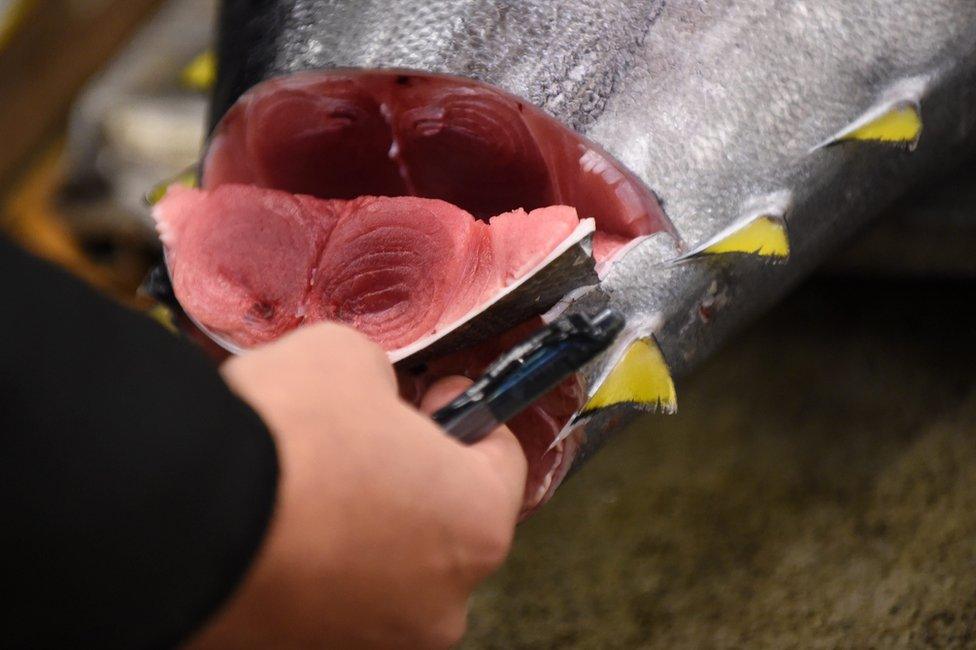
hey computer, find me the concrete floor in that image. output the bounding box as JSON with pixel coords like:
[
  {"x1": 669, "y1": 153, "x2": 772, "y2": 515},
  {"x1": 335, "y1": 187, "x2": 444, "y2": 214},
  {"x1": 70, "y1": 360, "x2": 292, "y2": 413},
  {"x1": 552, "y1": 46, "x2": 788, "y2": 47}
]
[{"x1": 464, "y1": 276, "x2": 976, "y2": 648}]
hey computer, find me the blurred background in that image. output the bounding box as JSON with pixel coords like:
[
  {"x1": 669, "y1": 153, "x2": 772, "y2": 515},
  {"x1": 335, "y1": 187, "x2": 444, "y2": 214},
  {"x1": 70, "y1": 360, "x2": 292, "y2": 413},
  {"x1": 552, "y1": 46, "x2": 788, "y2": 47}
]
[
  {"x1": 2, "y1": 1, "x2": 974, "y2": 646},
  {"x1": 1, "y1": 0, "x2": 211, "y2": 306}
]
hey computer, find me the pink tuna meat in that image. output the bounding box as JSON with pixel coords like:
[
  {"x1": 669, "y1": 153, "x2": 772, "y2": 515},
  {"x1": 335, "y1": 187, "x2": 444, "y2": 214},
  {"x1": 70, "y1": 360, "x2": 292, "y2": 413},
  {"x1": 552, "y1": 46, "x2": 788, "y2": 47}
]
[{"x1": 154, "y1": 183, "x2": 580, "y2": 351}]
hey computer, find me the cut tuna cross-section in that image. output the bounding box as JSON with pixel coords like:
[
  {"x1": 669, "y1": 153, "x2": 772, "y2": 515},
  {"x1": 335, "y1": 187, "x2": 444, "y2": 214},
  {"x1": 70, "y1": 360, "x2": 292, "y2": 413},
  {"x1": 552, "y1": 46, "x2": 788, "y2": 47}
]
[{"x1": 153, "y1": 184, "x2": 593, "y2": 354}]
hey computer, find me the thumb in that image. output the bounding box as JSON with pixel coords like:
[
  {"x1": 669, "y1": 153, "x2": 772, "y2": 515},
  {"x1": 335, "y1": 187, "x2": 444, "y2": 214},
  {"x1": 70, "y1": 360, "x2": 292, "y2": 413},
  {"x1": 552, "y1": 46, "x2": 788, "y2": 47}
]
[
  {"x1": 421, "y1": 376, "x2": 528, "y2": 512},
  {"x1": 419, "y1": 375, "x2": 474, "y2": 415}
]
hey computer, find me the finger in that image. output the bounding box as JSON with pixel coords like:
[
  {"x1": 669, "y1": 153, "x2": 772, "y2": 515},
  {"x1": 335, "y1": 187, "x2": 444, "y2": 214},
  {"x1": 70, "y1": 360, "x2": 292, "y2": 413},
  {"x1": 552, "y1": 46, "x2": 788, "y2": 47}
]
[
  {"x1": 422, "y1": 376, "x2": 527, "y2": 513},
  {"x1": 295, "y1": 322, "x2": 397, "y2": 392},
  {"x1": 469, "y1": 425, "x2": 528, "y2": 519},
  {"x1": 419, "y1": 376, "x2": 473, "y2": 415}
]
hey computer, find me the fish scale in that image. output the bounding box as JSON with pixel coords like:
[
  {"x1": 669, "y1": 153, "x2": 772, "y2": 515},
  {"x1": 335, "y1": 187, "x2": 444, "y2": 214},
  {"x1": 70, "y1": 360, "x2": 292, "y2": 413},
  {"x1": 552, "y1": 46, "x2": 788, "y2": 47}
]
[{"x1": 208, "y1": 0, "x2": 976, "y2": 503}]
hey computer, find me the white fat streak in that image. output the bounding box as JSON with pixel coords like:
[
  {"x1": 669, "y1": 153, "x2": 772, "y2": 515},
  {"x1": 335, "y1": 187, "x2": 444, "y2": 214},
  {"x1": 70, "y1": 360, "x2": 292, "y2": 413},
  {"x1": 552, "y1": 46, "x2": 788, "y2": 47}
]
[
  {"x1": 579, "y1": 148, "x2": 618, "y2": 178},
  {"x1": 672, "y1": 189, "x2": 793, "y2": 261},
  {"x1": 388, "y1": 218, "x2": 597, "y2": 363},
  {"x1": 152, "y1": 203, "x2": 176, "y2": 247},
  {"x1": 809, "y1": 74, "x2": 931, "y2": 151},
  {"x1": 380, "y1": 101, "x2": 418, "y2": 195}
]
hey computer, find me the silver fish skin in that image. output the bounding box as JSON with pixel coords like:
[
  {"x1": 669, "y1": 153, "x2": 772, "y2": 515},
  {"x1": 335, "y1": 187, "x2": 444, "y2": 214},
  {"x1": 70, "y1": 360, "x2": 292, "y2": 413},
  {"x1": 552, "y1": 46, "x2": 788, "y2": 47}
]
[{"x1": 214, "y1": 0, "x2": 976, "y2": 461}]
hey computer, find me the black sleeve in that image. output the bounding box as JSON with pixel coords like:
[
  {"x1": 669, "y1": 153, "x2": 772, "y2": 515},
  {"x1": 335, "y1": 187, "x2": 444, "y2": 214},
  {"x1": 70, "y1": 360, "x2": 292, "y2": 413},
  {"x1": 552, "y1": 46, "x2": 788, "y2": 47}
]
[{"x1": 0, "y1": 235, "x2": 279, "y2": 649}]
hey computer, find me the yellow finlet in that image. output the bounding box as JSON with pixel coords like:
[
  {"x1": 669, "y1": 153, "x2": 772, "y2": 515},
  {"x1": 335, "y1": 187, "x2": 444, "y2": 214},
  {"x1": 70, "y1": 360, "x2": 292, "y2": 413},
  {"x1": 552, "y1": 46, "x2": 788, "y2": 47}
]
[
  {"x1": 147, "y1": 304, "x2": 178, "y2": 334},
  {"x1": 582, "y1": 338, "x2": 676, "y2": 414},
  {"x1": 674, "y1": 190, "x2": 792, "y2": 262},
  {"x1": 145, "y1": 167, "x2": 199, "y2": 206},
  {"x1": 817, "y1": 101, "x2": 923, "y2": 152},
  {"x1": 695, "y1": 214, "x2": 790, "y2": 258},
  {"x1": 812, "y1": 76, "x2": 928, "y2": 152},
  {"x1": 839, "y1": 103, "x2": 922, "y2": 145},
  {"x1": 182, "y1": 50, "x2": 217, "y2": 92},
  {"x1": 679, "y1": 213, "x2": 790, "y2": 261}
]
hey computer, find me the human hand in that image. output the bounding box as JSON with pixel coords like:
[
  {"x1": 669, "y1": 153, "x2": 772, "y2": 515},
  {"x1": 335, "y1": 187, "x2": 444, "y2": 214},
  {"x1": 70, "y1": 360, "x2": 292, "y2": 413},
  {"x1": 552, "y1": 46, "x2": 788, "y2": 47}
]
[{"x1": 188, "y1": 323, "x2": 526, "y2": 649}]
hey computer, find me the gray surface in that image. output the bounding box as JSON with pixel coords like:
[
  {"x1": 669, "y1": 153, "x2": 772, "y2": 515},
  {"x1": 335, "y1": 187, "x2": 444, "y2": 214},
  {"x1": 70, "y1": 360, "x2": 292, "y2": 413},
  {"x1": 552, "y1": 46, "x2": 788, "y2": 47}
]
[{"x1": 464, "y1": 275, "x2": 976, "y2": 648}]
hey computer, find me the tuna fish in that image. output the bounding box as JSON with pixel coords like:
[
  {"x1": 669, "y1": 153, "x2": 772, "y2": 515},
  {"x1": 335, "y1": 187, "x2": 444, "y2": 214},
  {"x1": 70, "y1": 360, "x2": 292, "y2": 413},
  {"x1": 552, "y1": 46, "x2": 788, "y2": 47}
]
[{"x1": 157, "y1": 0, "x2": 976, "y2": 512}]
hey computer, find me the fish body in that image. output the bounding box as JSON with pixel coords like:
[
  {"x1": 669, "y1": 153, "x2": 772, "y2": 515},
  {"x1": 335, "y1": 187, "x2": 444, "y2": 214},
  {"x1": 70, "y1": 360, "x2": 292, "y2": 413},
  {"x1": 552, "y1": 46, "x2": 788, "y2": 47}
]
[{"x1": 203, "y1": 0, "x2": 976, "y2": 500}]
